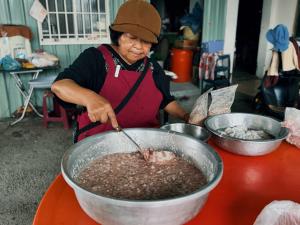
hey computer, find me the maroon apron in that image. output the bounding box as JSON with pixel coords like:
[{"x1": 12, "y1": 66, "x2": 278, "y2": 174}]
[{"x1": 76, "y1": 45, "x2": 163, "y2": 141}]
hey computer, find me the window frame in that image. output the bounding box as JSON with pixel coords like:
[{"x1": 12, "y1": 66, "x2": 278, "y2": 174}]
[{"x1": 37, "y1": 0, "x2": 111, "y2": 45}]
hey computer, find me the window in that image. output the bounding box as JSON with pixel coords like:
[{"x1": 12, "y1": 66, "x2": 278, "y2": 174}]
[{"x1": 38, "y1": 0, "x2": 110, "y2": 45}]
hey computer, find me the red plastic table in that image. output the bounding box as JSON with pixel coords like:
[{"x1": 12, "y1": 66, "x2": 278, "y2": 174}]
[{"x1": 33, "y1": 141, "x2": 300, "y2": 225}]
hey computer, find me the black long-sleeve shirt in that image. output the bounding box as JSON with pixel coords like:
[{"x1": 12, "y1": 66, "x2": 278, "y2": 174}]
[{"x1": 55, "y1": 44, "x2": 174, "y2": 109}]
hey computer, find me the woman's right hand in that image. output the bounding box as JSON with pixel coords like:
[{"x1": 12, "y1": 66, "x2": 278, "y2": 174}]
[
  {"x1": 85, "y1": 94, "x2": 119, "y2": 128},
  {"x1": 51, "y1": 79, "x2": 119, "y2": 128}
]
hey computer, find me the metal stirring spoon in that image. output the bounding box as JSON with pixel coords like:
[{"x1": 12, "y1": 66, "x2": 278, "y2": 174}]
[
  {"x1": 115, "y1": 126, "x2": 176, "y2": 163},
  {"x1": 115, "y1": 126, "x2": 148, "y2": 160}
]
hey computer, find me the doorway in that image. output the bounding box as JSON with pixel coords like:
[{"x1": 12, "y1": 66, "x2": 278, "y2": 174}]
[
  {"x1": 295, "y1": 1, "x2": 300, "y2": 37},
  {"x1": 151, "y1": 0, "x2": 190, "y2": 33},
  {"x1": 234, "y1": 0, "x2": 263, "y2": 75}
]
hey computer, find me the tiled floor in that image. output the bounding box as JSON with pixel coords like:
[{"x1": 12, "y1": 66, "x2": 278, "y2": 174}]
[
  {"x1": 231, "y1": 70, "x2": 260, "y2": 113},
  {"x1": 170, "y1": 70, "x2": 261, "y2": 121},
  {"x1": 232, "y1": 70, "x2": 260, "y2": 97}
]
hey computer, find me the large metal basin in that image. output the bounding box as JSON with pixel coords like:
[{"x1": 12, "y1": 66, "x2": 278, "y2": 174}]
[
  {"x1": 204, "y1": 113, "x2": 289, "y2": 156},
  {"x1": 61, "y1": 128, "x2": 223, "y2": 225}
]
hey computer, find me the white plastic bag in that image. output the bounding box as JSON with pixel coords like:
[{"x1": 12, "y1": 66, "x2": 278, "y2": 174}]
[
  {"x1": 188, "y1": 88, "x2": 213, "y2": 125},
  {"x1": 282, "y1": 107, "x2": 300, "y2": 148},
  {"x1": 30, "y1": 51, "x2": 59, "y2": 67},
  {"x1": 188, "y1": 85, "x2": 238, "y2": 125},
  {"x1": 254, "y1": 200, "x2": 300, "y2": 225},
  {"x1": 208, "y1": 84, "x2": 238, "y2": 116}
]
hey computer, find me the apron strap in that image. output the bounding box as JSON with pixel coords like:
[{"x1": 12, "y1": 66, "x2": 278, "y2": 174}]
[{"x1": 74, "y1": 60, "x2": 150, "y2": 143}]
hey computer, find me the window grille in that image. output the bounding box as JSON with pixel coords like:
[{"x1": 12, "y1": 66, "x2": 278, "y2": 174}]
[{"x1": 38, "y1": 0, "x2": 110, "y2": 45}]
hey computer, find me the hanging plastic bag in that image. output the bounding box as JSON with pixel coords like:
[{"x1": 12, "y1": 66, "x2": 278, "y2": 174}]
[
  {"x1": 282, "y1": 107, "x2": 300, "y2": 148},
  {"x1": 188, "y1": 88, "x2": 213, "y2": 125},
  {"x1": 253, "y1": 200, "x2": 300, "y2": 225},
  {"x1": 208, "y1": 84, "x2": 238, "y2": 116}
]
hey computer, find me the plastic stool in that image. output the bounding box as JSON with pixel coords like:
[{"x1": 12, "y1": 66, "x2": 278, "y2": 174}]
[{"x1": 43, "y1": 91, "x2": 70, "y2": 129}]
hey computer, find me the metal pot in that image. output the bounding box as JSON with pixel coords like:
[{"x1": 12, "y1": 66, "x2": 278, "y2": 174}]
[
  {"x1": 204, "y1": 113, "x2": 289, "y2": 156},
  {"x1": 61, "y1": 128, "x2": 223, "y2": 225},
  {"x1": 160, "y1": 123, "x2": 211, "y2": 142}
]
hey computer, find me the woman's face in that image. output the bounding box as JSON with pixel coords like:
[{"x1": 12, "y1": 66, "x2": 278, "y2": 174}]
[{"x1": 117, "y1": 33, "x2": 152, "y2": 64}]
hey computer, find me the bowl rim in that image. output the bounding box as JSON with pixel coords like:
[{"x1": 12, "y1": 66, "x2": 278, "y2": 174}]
[
  {"x1": 160, "y1": 123, "x2": 211, "y2": 142},
  {"x1": 61, "y1": 128, "x2": 223, "y2": 206},
  {"x1": 204, "y1": 112, "x2": 289, "y2": 142}
]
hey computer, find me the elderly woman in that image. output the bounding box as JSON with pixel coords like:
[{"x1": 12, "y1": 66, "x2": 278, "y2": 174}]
[{"x1": 51, "y1": 0, "x2": 189, "y2": 142}]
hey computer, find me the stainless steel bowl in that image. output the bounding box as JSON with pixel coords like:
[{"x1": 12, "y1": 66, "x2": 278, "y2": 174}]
[
  {"x1": 160, "y1": 123, "x2": 211, "y2": 142},
  {"x1": 204, "y1": 113, "x2": 289, "y2": 156},
  {"x1": 61, "y1": 128, "x2": 223, "y2": 225}
]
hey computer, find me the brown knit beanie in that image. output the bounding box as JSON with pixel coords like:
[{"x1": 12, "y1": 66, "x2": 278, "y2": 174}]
[{"x1": 110, "y1": 0, "x2": 161, "y2": 43}]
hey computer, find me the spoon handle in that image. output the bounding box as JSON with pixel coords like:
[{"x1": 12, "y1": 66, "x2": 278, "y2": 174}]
[{"x1": 115, "y1": 126, "x2": 144, "y2": 153}]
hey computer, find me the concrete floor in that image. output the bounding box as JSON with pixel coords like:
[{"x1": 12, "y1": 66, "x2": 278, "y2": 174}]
[
  {"x1": 0, "y1": 73, "x2": 260, "y2": 225},
  {"x1": 0, "y1": 119, "x2": 72, "y2": 225}
]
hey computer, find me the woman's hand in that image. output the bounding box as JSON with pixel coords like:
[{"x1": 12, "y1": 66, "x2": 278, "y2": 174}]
[
  {"x1": 164, "y1": 101, "x2": 190, "y2": 123},
  {"x1": 51, "y1": 79, "x2": 119, "y2": 128},
  {"x1": 85, "y1": 94, "x2": 119, "y2": 128},
  {"x1": 183, "y1": 113, "x2": 190, "y2": 123}
]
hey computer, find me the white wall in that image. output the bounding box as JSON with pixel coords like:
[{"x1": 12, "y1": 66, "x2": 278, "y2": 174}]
[
  {"x1": 256, "y1": 0, "x2": 298, "y2": 78},
  {"x1": 223, "y1": 0, "x2": 239, "y2": 73},
  {"x1": 223, "y1": 0, "x2": 298, "y2": 78}
]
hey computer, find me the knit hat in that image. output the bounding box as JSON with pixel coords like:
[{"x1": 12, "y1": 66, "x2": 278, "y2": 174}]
[
  {"x1": 266, "y1": 24, "x2": 289, "y2": 52},
  {"x1": 110, "y1": 0, "x2": 161, "y2": 43}
]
